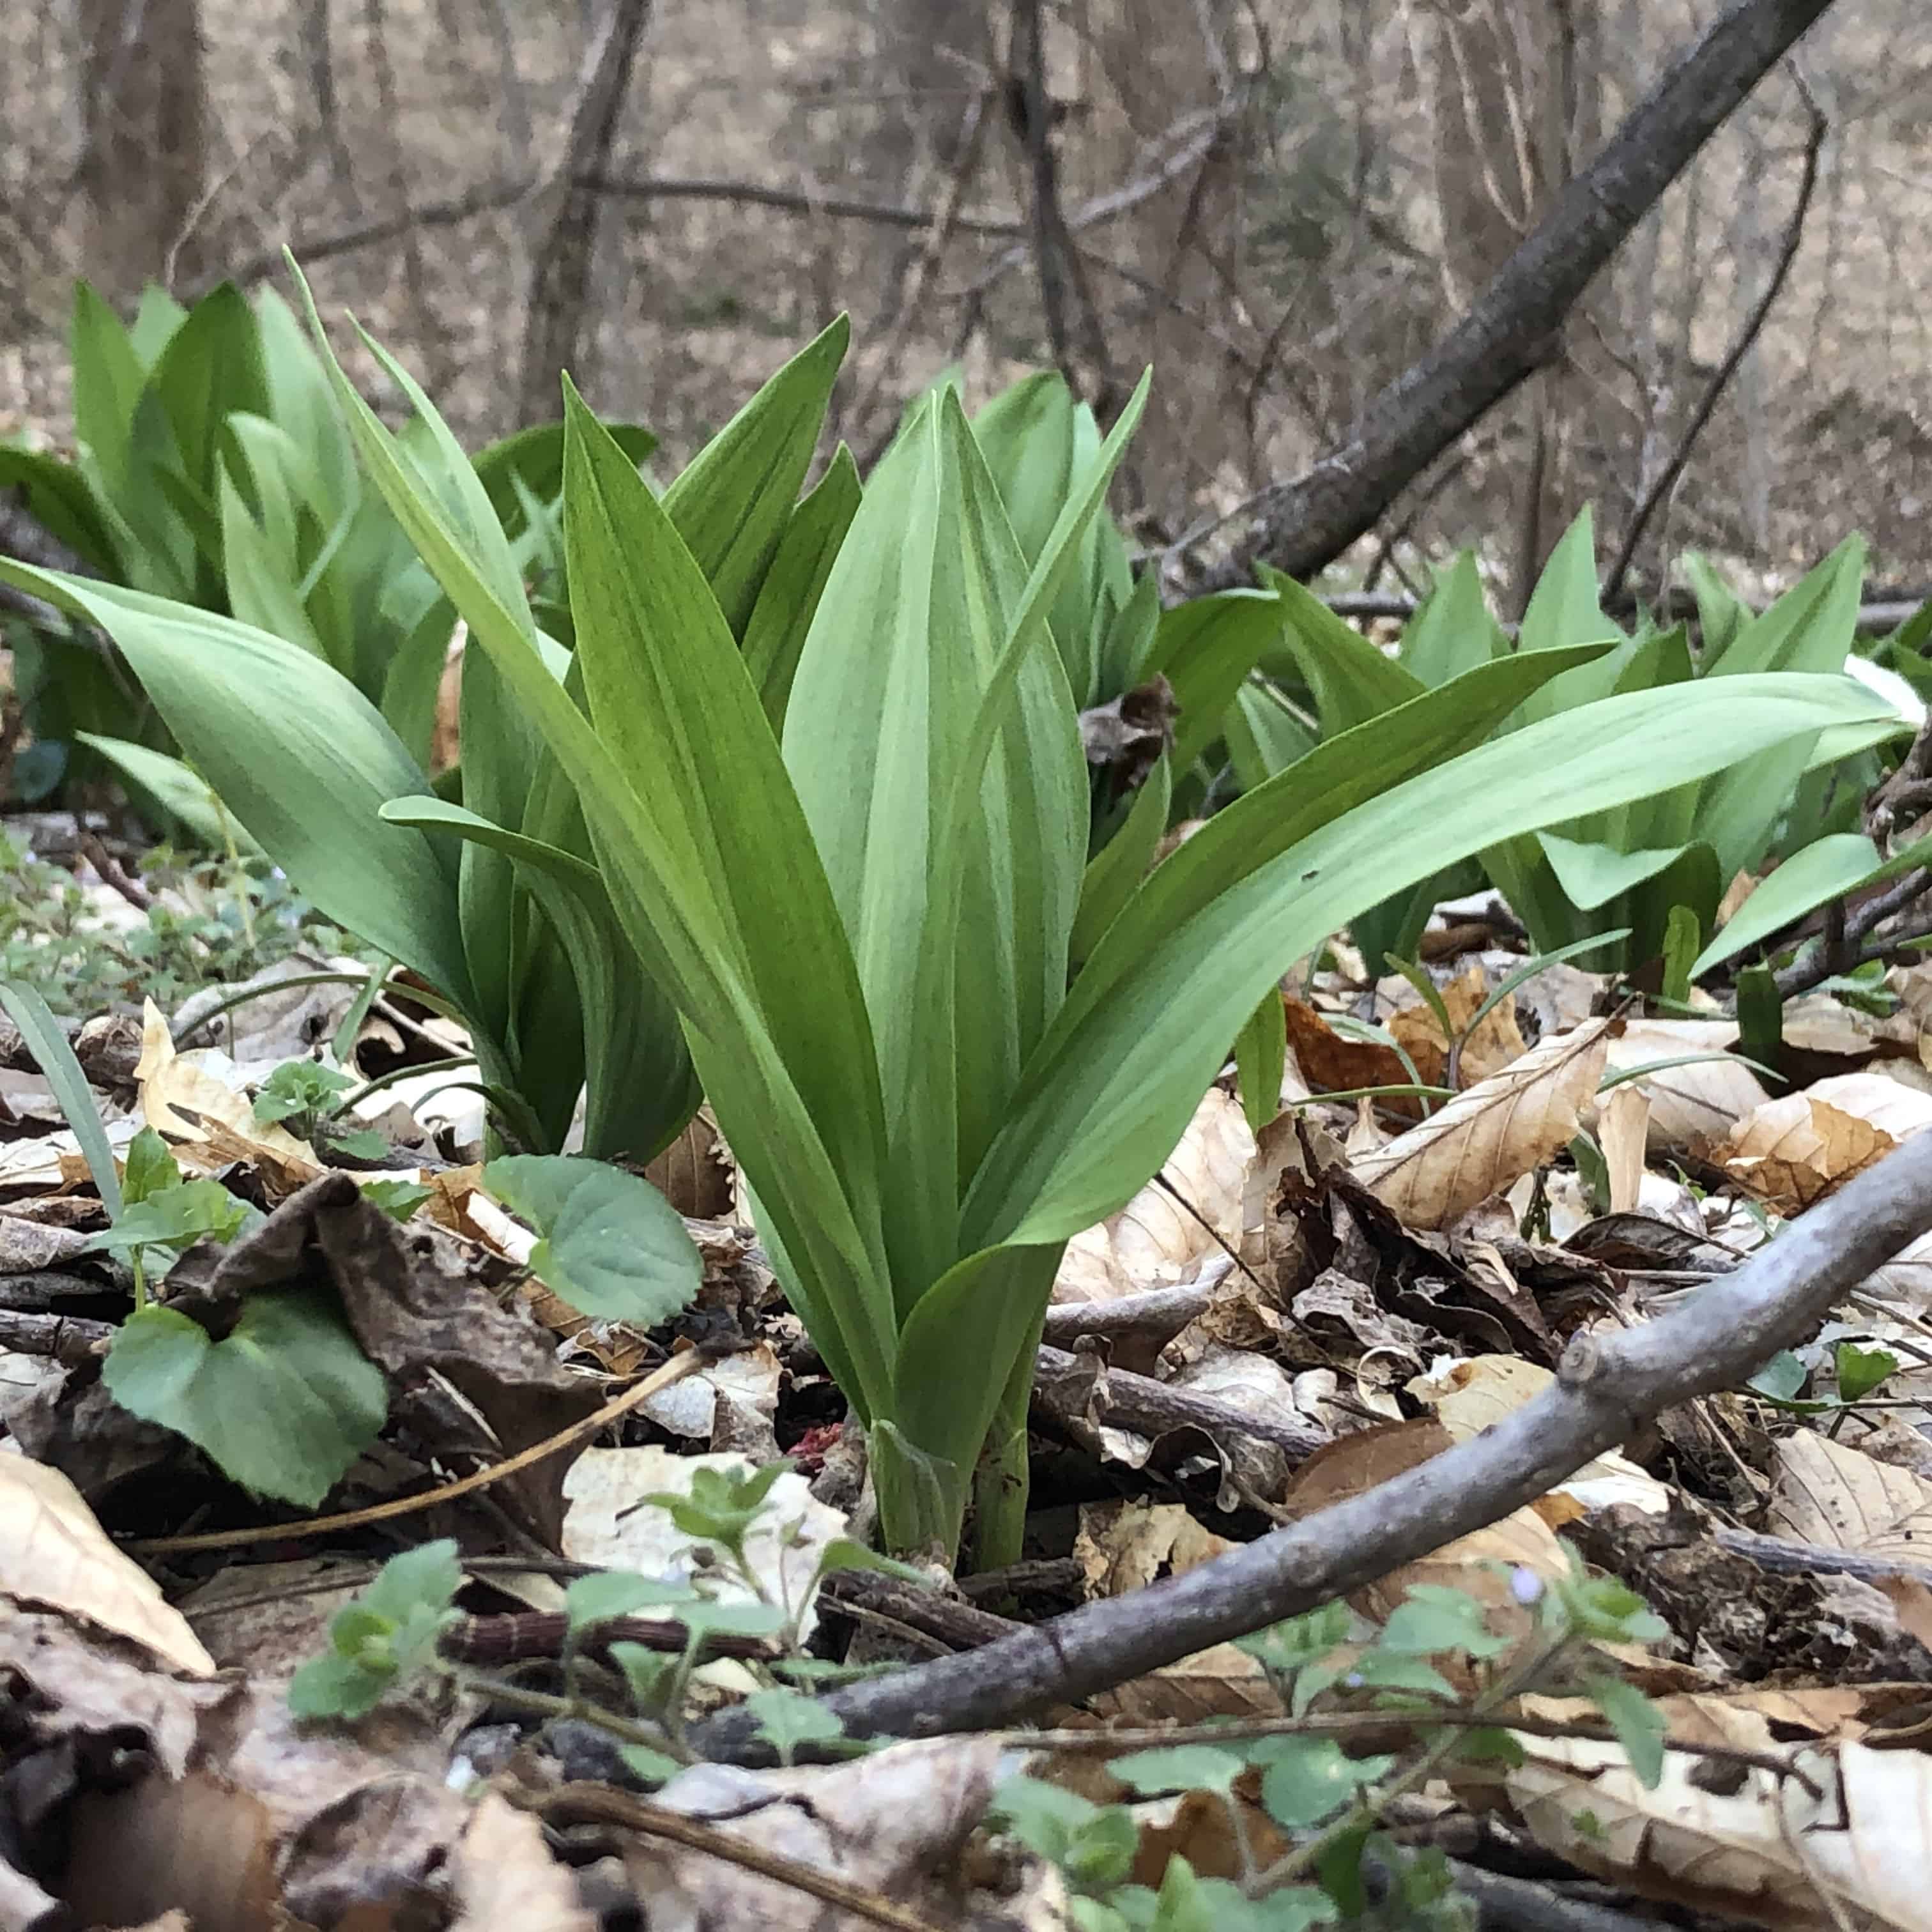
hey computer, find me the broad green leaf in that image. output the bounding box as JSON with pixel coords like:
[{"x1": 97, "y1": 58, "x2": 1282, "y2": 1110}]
[
  {"x1": 0, "y1": 564, "x2": 474, "y2": 1013},
  {"x1": 1071, "y1": 755, "x2": 1170, "y2": 966},
  {"x1": 70, "y1": 282, "x2": 146, "y2": 493},
  {"x1": 145, "y1": 281, "x2": 270, "y2": 506},
  {"x1": 103, "y1": 1289, "x2": 387, "y2": 1507},
  {"x1": 783, "y1": 390, "x2": 1086, "y2": 1298},
  {"x1": 84, "y1": 1177, "x2": 250, "y2": 1256},
  {"x1": 1151, "y1": 589, "x2": 1289, "y2": 772},
  {"x1": 740, "y1": 443, "x2": 862, "y2": 725},
  {"x1": 1692, "y1": 827, "x2": 1932, "y2": 979},
  {"x1": 968, "y1": 670, "x2": 1894, "y2": 1246},
  {"x1": 1267, "y1": 568, "x2": 1425, "y2": 733},
  {"x1": 483, "y1": 1154, "x2": 701, "y2": 1322},
  {"x1": 1537, "y1": 834, "x2": 1696, "y2": 911},
  {"x1": 129, "y1": 285, "x2": 189, "y2": 365},
  {"x1": 1108, "y1": 1747, "x2": 1245, "y2": 1797},
  {"x1": 75, "y1": 733, "x2": 261, "y2": 852},
  {"x1": 1399, "y1": 550, "x2": 1505, "y2": 687},
  {"x1": 0, "y1": 981, "x2": 123, "y2": 1218},
  {"x1": 254, "y1": 286, "x2": 358, "y2": 516},
  {"x1": 1254, "y1": 1736, "x2": 1392, "y2": 1829},
  {"x1": 1512, "y1": 510, "x2": 1627, "y2": 725},
  {"x1": 660, "y1": 317, "x2": 848, "y2": 636},
  {"x1": 0, "y1": 447, "x2": 119, "y2": 575}
]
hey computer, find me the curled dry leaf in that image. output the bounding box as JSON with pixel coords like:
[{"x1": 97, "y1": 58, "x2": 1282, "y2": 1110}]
[
  {"x1": 1506, "y1": 1736, "x2": 1932, "y2": 1932},
  {"x1": 1351, "y1": 1020, "x2": 1613, "y2": 1231},
  {"x1": 1054, "y1": 1086, "x2": 1253, "y2": 1305},
  {"x1": 1598, "y1": 1017, "x2": 1768, "y2": 1153},
  {"x1": 0, "y1": 1455, "x2": 215, "y2": 1676}
]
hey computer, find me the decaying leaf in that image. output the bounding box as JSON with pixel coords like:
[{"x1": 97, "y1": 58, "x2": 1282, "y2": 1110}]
[
  {"x1": 625, "y1": 1738, "x2": 1005, "y2": 1931},
  {"x1": 1598, "y1": 1082, "x2": 1652, "y2": 1215},
  {"x1": 0, "y1": 1454, "x2": 215, "y2": 1676},
  {"x1": 1408, "y1": 1354, "x2": 1672, "y2": 1516},
  {"x1": 1770, "y1": 1429, "x2": 1932, "y2": 1563},
  {"x1": 1351, "y1": 1020, "x2": 1613, "y2": 1230}
]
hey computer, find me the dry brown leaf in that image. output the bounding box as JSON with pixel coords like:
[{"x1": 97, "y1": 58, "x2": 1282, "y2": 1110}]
[
  {"x1": 1350, "y1": 1020, "x2": 1612, "y2": 1230},
  {"x1": 1387, "y1": 963, "x2": 1528, "y2": 1089},
  {"x1": 0, "y1": 1455, "x2": 214, "y2": 1676},
  {"x1": 1506, "y1": 1735, "x2": 1932, "y2": 1932},
  {"x1": 1598, "y1": 1017, "x2": 1768, "y2": 1152},
  {"x1": 1598, "y1": 1082, "x2": 1652, "y2": 1215},
  {"x1": 1769, "y1": 1429, "x2": 1932, "y2": 1561},
  {"x1": 1280, "y1": 997, "x2": 1411, "y2": 1105},
  {"x1": 643, "y1": 1105, "x2": 733, "y2": 1219},
  {"x1": 450, "y1": 1794, "x2": 595, "y2": 1932},
  {"x1": 1054, "y1": 1087, "x2": 1252, "y2": 1305}
]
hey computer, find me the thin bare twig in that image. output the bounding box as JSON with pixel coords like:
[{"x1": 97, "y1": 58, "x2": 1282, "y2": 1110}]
[
  {"x1": 694, "y1": 1125, "x2": 1932, "y2": 1758},
  {"x1": 520, "y1": 1782, "x2": 948, "y2": 1932},
  {"x1": 1602, "y1": 87, "x2": 1828, "y2": 607}
]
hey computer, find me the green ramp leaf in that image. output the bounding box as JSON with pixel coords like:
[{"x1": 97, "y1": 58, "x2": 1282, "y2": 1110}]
[
  {"x1": 484, "y1": 1154, "x2": 702, "y2": 1323},
  {"x1": 103, "y1": 1289, "x2": 387, "y2": 1507}
]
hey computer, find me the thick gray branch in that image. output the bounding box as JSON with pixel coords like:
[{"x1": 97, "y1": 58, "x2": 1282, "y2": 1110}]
[
  {"x1": 1186, "y1": 0, "x2": 1840, "y2": 593},
  {"x1": 694, "y1": 1127, "x2": 1932, "y2": 1758}
]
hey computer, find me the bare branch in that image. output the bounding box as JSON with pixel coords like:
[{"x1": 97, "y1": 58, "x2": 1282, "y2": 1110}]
[
  {"x1": 1602, "y1": 88, "x2": 1828, "y2": 606},
  {"x1": 693, "y1": 1125, "x2": 1932, "y2": 1758},
  {"x1": 1182, "y1": 0, "x2": 1843, "y2": 595}
]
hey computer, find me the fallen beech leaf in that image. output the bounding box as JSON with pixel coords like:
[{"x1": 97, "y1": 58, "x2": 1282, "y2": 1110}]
[
  {"x1": 1351, "y1": 1020, "x2": 1612, "y2": 1229},
  {"x1": 1598, "y1": 1018, "x2": 1768, "y2": 1153},
  {"x1": 1075, "y1": 1499, "x2": 1268, "y2": 1721},
  {"x1": 1054, "y1": 1087, "x2": 1252, "y2": 1305},
  {"x1": 1281, "y1": 997, "x2": 1413, "y2": 1108},
  {"x1": 1769, "y1": 1429, "x2": 1932, "y2": 1562},
  {"x1": 0, "y1": 1455, "x2": 215, "y2": 1676}
]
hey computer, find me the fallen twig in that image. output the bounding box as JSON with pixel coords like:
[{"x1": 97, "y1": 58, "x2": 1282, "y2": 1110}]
[{"x1": 694, "y1": 1126, "x2": 1932, "y2": 1758}]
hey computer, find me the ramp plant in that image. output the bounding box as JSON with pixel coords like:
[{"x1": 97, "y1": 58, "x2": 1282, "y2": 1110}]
[
  {"x1": 0, "y1": 318, "x2": 854, "y2": 1161},
  {"x1": 242, "y1": 273, "x2": 1892, "y2": 1571}
]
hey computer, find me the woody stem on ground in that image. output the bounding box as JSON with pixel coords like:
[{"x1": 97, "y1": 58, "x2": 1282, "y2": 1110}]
[{"x1": 692, "y1": 1127, "x2": 1932, "y2": 1760}]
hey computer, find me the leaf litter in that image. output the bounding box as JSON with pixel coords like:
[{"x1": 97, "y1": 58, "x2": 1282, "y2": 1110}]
[{"x1": 17, "y1": 817, "x2": 1932, "y2": 1926}]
